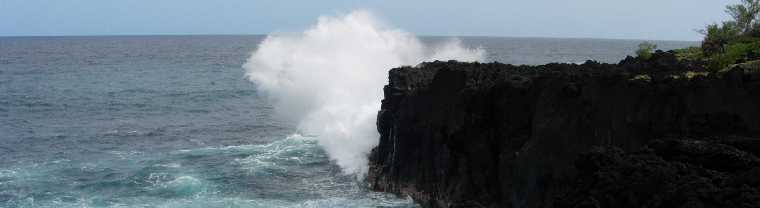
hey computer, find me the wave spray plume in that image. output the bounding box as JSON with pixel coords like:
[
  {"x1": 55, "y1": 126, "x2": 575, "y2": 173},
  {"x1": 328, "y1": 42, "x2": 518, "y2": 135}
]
[{"x1": 244, "y1": 10, "x2": 484, "y2": 176}]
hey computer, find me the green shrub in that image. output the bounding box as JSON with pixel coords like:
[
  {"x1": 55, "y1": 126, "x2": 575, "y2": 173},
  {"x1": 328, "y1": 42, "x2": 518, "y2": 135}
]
[
  {"x1": 707, "y1": 40, "x2": 760, "y2": 70},
  {"x1": 700, "y1": 22, "x2": 741, "y2": 56},
  {"x1": 636, "y1": 42, "x2": 657, "y2": 60},
  {"x1": 673, "y1": 46, "x2": 704, "y2": 61}
]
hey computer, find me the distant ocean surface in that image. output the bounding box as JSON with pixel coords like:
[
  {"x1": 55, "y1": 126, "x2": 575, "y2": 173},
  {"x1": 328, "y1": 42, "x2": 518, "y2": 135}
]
[{"x1": 0, "y1": 35, "x2": 697, "y2": 208}]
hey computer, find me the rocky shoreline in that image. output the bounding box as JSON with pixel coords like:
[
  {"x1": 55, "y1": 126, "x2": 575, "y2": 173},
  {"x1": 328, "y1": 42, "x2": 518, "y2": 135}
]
[{"x1": 367, "y1": 51, "x2": 760, "y2": 207}]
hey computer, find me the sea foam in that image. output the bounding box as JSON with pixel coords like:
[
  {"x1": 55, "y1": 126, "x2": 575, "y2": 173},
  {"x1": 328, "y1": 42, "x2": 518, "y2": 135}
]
[{"x1": 244, "y1": 10, "x2": 484, "y2": 176}]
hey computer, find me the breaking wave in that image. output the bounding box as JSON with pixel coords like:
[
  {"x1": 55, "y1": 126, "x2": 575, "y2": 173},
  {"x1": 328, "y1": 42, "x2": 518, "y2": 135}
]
[{"x1": 244, "y1": 10, "x2": 484, "y2": 176}]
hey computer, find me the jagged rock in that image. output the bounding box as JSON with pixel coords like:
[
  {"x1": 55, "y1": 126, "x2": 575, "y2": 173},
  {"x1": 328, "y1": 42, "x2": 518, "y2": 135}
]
[
  {"x1": 618, "y1": 50, "x2": 706, "y2": 75},
  {"x1": 368, "y1": 54, "x2": 760, "y2": 208},
  {"x1": 555, "y1": 140, "x2": 760, "y2": 208},
  {"x1": 649, "y1": 139, "x2": 760, "y2": 172}
]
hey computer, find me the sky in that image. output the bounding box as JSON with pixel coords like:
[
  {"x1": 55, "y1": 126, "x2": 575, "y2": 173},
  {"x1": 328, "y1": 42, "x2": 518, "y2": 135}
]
[{"x1": 0, "y1": 0, "x2": 739, "y2": 40}]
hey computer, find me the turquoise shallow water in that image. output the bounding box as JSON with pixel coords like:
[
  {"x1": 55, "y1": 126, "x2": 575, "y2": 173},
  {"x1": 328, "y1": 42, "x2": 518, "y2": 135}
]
[
  {"x1": 0, "y1": 135, "x2": 414, "y2": 207},
  {"x1": 0, "y1": 35, "x2": 696, "y2": 208}
]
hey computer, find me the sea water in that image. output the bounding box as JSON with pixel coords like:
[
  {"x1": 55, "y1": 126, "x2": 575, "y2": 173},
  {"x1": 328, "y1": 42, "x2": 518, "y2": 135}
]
[{"x1": 0, "y1": 35, "x2": 695, "y2": 208}]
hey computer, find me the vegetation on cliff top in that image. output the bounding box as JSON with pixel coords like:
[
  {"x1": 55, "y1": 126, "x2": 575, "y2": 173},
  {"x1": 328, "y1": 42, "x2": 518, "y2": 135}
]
[{"x1": 663, "y1": 0, "x2": 760, "y2": 71}]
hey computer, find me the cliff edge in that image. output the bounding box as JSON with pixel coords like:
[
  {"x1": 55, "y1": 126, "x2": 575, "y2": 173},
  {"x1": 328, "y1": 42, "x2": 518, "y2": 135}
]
[{"x1": 367, "y1": 51, "x2": 760, "y2": 207}]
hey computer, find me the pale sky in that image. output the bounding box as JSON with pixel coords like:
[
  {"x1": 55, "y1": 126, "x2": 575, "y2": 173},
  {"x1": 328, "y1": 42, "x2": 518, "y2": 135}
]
[{"x1": 0, "y1": 0, "x2": 738, "y2": 40}]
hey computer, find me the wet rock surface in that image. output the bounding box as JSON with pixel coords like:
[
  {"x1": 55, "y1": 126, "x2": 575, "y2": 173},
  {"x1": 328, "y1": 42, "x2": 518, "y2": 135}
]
[{"x1": 367, "y1": 52, "x2": 760, "y2": 207}]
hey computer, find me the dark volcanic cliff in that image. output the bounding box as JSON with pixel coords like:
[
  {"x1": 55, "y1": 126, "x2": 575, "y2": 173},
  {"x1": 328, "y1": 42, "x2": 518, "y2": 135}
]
[{"x1": 367, "y1": 52, "x2": 760, "y2": 208}]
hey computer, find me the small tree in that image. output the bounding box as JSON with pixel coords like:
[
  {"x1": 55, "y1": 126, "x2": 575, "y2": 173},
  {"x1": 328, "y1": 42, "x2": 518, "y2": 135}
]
[
  {"x1": 700, "y1": 21, "x2": 741, "y2": 55},
  {"x1": 636, "y1": 42, "x2": 657, "y2": 60},
  {"x1": 698, "y1": 0, "x2": 760, "y2": 56},
  {"x1": 726, "y1": 0, "x2": 760, "y2": 35}
]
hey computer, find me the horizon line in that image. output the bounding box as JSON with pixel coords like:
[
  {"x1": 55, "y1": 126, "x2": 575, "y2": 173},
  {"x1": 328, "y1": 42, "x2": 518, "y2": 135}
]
[{"x1": 0, "y1": 33, "x2": 702, "y2": 42}]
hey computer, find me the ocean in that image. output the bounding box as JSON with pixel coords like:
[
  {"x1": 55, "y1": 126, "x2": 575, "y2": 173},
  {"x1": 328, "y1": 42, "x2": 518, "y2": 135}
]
[{"x1": 0, "y1": 35, "x2": 696, "y2": 208}]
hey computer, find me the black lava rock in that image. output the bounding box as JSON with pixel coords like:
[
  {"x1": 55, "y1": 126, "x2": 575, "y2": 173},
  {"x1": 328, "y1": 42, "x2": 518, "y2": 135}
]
[
  {"x1": 368, "y1": 55, "x2": 760, "y2": 207},
  {"x1": 556, "y1": 140, "x2": 760, "y2": 208}
]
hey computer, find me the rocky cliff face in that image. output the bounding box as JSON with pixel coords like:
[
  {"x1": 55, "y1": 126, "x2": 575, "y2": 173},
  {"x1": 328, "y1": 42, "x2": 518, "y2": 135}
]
[{"x1": 367, "y1": 52, "x2": 760, "y2": 208}]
